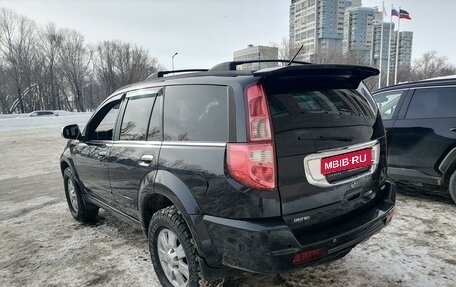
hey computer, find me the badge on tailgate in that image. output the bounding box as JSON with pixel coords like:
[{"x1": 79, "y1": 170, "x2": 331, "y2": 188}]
[{"x1": 320, "y1": 148, "x2": 372, "y2": 175}]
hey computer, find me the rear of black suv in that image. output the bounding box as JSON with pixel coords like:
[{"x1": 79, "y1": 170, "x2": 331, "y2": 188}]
[
  {"x1": 60, "y1": 62, "x2": 395, "y2": 286},
  {"x1": 201, "y1": 64, "x2": 396, "y2": 273}
]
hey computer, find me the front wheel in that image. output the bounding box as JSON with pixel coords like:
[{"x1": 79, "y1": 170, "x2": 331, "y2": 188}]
[
  {"x1": 449, "y1": 171, "x2": 456, "y2": 204},
  {"x1": 63, "y1": 167, "x2": 99, "y2": 222},
  {"x1": 148, "y1": 206, "x2": 202, "y2": 287}
]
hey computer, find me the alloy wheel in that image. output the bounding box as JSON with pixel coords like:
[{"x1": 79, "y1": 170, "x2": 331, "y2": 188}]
[
  {"x1": 67, "y1": 179, "x2": 78, "y2": 212},
  {"x1": 157, "y1": 228, "x2": 190, "y2": 287}
]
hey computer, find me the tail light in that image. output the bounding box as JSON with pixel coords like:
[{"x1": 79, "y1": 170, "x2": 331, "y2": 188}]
[
  {"x1": 245, "y1": 84, "x2": 271, "y2": 141},
  {"x1": 226, "y1": 83, "x2": 276, "y2": 190}
]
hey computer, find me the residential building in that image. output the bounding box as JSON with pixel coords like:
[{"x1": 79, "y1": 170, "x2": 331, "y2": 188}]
[
  {"x1": 233, "y1": 45, "x2": 279, "y2": 70},
  {"x1": 371, "y1": 21, "x2": 395, "y2": 72},
  {"x1": 389, "y1": 31, "x2": 414, "y2": 72},
  {"x1": 288, "y1": 0, "x2": 413, "y2": 80},
  {"x1": 342, "y1": 6, "x2": 376, "y2": 63},
  {"x1": 289, "y1": 0, "x2": 360, "y2": 62}
]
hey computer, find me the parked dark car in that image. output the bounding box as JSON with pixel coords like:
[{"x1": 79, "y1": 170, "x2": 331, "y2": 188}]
[
  {"x1": 29, "y1": 110, "x2": 58, "y2": 116},
  {"x1": 374, "y1": 76, "x2": 456, "y2": 204},
  {"x1": 60, "y1": 60, "x2": 396, "y2": 287}
]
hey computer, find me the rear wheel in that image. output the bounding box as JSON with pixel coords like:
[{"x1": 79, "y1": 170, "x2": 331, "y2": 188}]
[
  {"x1": 449, "y1": 171, "x2": 456, "y2": 204},
  {"x1": 148, "y1": 206, "x2": 202, "y2": 287},
  {"x1": 63, "y1": 168, "x2": 99, "y2": 222}
]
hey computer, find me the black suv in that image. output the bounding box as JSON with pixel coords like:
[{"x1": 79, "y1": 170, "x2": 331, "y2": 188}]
[
  {"x1": 374, "y1": 76, "x2": 456, "y2": 204},
  {"x1": 60, "y1": 60, "x2": 396, "y2": 287}
]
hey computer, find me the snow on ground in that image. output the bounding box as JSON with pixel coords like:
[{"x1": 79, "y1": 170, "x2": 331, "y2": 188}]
[
  {"x1": 0, "y1": 127, "x2": 455, "y2": 287},
  {"x1": 0, "y1": 111, "x2": 92, "y2": 132}
]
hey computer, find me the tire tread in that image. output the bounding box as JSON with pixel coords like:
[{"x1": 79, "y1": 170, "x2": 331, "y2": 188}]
[
  {"x1": 149, "y1": 206, "x2": 202, "y2": 287},
  {"x1": 449, "y1": 172, "x2": 456, "y2": 204},
  {"x1": 64, "y1": 168, "x2": 99, "y2": 222}
]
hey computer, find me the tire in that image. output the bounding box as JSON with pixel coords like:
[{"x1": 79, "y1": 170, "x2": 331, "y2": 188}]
[
  {"x1": 449, "y1": 171, "x2": 456, "y2": 204},
  {"x1": 148, "y1": 206, "x2": 203, "y2": 287},
  {"x1": 63, "y1": 167, "x2": 99, "y2": 222}
]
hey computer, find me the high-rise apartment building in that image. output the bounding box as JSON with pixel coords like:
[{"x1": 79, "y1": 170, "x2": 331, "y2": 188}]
[
  {"x1": 289, "y1": 0, "x2": 360, "y2": 61},
  {"x1": 288, "y1": 0, "x2": 413, "y2": 84},
  {"x1": 342, "y1": 6, "x2": 375, "y2": 63},
  {"x1": 371, "y1": 21, "x2": 395, "y2": 73},
  {"x1": 233, "y1": 45, "x2": 279, "y2": 70},
  {"x1": 389, "y1": 31, "x2": 414, "y2": 71}
]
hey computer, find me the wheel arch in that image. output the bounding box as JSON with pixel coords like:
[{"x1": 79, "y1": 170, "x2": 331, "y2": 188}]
[
  {"x1": 443, "y1": 160, "x2": 456, "y2": 188},
  {"x1": 439, "y1": 146, "x2": 456, "y2": 187},
  {"x1": 138, "y1": 170, "x2": 209, "y2": 258},
  {"x1": 60, "y1": 160, "x2": 70, "y2": 175}
]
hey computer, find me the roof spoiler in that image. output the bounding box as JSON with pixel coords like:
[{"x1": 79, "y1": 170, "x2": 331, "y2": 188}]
[{"x1": 253, "y1": 64, "x2": 379, "y2": 82}]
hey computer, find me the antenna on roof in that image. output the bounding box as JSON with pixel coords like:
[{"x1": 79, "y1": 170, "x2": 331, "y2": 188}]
[{"x1": 287, "y1": 45, "x2": 304, "y2": 66}]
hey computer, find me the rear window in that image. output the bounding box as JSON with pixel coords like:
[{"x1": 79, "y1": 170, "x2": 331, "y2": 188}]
[
  {"x1": 267, "y1": 86, "x2": 376, "y2": 130},
  {"x1": 262, "y1": 76, "x2": 378, "y2": 135},
  {"x1": 284, "y1": 90, "x2": 370, "y2": 115},
  {"x1": 38, "y1": 111, "x2": 53, "y2": 115}
]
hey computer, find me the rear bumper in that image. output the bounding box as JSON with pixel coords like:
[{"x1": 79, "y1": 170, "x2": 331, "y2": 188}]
[{"x1": 202, "y1": 181, "x2": 396, "y2": 273}]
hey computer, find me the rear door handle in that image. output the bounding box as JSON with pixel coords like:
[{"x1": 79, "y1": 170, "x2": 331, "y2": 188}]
[
  {"x1": 139, "y1": 154, "x2": 154, "y2": 167},
  {"x1": 450, "y1": 128, "x2": 456, "y2": 132}
]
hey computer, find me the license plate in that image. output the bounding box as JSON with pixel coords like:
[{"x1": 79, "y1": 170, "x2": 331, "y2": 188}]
[{"x1": 321, "y1": 148, "x2": 372, "y2": 175}]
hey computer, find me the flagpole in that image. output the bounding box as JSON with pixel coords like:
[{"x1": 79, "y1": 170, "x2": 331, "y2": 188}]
[
  {"x1": 386, "y1": 4, "x2": 393, "y2": 86},
  {"x1": 378, "y1": 2, "x2": 385, "y2": 89},
  {"x1": 394, "y1": 7, "x2": 401, "y2": 84}
]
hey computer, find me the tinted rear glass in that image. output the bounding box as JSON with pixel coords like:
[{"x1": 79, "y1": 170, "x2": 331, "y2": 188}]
[
  {"x1": 266, "y1": 86, "x2": 376, "y2": 131},
  {"x1": 164, "y1": 85, "x2": 228, "y2": 142}
]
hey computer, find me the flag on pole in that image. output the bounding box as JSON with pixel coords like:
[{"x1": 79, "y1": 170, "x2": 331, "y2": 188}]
[
  {"x1": 382, "y1": 3, "x2": 387, "y2": 16},
  {"x1": 399, "y1": 9, "x2": 412, "y2": 20},
  {"x1": 392, "y1": 8, "x2": 399, "y2": 17}
]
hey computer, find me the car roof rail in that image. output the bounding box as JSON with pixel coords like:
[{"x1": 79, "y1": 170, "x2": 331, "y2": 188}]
[
  {"x1": 146, "y1": 69, "x2": 209, "y2": 80},
  {"x1": 209, "y1": 59, "x2": 311, "y2": 72}
]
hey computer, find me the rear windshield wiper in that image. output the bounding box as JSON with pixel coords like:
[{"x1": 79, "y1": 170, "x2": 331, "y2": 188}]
[
  {"x1": 298, "y1": 135, "x2": 353, "y2": 142},
  {"x1": 318, "y1": 136, "x2": 353, "y2": 142}
]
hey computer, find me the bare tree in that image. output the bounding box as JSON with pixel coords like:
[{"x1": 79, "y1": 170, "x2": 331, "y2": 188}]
[
  {"x1": 0, "y1": 9, "x2": 164, "y2": 114},
  {"x1": 270, "y1": 37, "x2": 290, "y2": 60},
  {"x1": 96, "y1": 40, "x2": 119, "y2": 96},
  {"x1": 0, "y1": 8, "x2": 38, "y2": 113},
  {"x1": 95, "y1": 40, "x2": 160, "y2": 98},
  {"x1": 36, "y1": 23, "x2": 65, "y2": 110},
  {"x1": 410, "y1": 51, "x2": 456, "y2": 81},
  {"x1": 312, "y1": 50, "x2": 345, "y2": 64},
  {"x1": 0, "y1": 63, "x2": 9, "y2": 113},
  {"x1": 57, "y1": 29, "x2": 92, "y2": 112}
]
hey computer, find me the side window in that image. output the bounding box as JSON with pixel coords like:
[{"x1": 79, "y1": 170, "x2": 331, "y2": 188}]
[
  {"x1": 406, "y1": 87, "x2": 456, "y2": 119},
  {"x1": 374, "y1": 91, "x2": 404, "y2": 120},
  {"x1": 357, "y1": 82, "x2": 377, "y2": 112},
  {"x1": 120, "y1": 92, "x2": 157, "y2": 141},
  {"x1": 88, "y1": 100, "x2": 121, "y2": 141},
  {"x1": 164, "y1": 85, "x2": 228, "y2": 142}
]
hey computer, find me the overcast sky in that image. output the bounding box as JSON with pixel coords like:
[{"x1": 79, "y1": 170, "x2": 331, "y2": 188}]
[{"x1": 0, "y1": 0, "x2": 454, "y2": 69}]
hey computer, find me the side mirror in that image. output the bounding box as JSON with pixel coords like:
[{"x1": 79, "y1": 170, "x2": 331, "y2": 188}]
[{"x1": 61, "y1": 124, "x2": 81, "y2": 140}]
